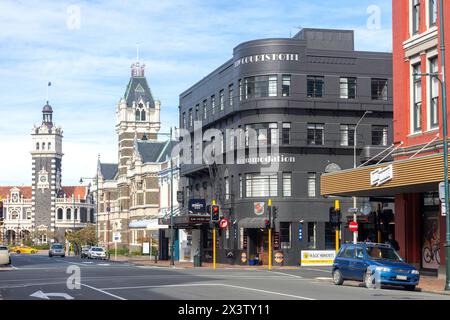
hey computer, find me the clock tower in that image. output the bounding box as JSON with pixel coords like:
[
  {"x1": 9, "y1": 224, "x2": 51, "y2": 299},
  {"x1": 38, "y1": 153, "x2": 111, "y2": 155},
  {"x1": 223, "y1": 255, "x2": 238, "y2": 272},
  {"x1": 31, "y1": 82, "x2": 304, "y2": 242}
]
[{"x1": 31, "y1": 102, "x2": 63, "y2": 234}]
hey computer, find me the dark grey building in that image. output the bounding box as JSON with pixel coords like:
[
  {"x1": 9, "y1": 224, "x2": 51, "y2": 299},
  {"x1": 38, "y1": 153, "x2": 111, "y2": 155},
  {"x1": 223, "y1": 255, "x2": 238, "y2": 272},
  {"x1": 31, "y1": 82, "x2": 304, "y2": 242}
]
[{"x1": 177, "y1": 28, "x2": 393, "y2": 266}]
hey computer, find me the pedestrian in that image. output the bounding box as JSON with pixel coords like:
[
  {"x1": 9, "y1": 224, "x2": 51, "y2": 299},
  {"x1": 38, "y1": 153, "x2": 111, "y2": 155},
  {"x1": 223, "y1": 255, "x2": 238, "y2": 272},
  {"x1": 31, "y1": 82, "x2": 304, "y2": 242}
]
[{"x1": 386, "y1": 234, "x2": 400, "y2": 251}]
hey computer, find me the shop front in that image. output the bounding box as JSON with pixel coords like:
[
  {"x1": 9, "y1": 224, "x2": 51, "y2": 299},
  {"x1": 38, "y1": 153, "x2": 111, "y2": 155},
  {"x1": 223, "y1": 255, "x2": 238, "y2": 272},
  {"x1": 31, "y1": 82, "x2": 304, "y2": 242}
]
[
  {"x1": 238, "y1": 217, "x2": 271, "y2": 266},
  {"x1": 321, "y1": 153, "x2": 448, "y2": 276}
]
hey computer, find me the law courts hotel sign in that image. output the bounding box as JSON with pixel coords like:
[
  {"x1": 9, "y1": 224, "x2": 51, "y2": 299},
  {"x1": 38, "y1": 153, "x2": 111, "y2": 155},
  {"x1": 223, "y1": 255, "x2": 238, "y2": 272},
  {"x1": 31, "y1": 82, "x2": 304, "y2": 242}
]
[{"x1": 234, "y1": 53, "x2": 301, "y2": 67}]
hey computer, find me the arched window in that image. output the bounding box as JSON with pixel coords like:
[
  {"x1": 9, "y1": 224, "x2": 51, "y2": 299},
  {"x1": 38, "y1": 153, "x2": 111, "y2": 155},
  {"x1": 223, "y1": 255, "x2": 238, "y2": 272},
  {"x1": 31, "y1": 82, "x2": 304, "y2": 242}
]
[
  {"x1": 36, "y1": 143, "x2": 39, "y2": 150},
  {"x1": 57, "y1": 208, "x2": 63, "y2": 220},
  {"x1": 74, "y1": 208, "x2": 78, "y2": 220},
  {"x1": 48, "y1": 142, "x2": 51, "y2": 150},
  {"x1": 135, "y1": 109, "x2": 141, "y2": 121},
  {"x1": 141, "y1": 109, "x2": 146, "y2": 121},
  {"x1": 66, "y1": 208, "x2": 71, "y2": 220},
  {"x1": 42, "y1": 142, "x2": 45, "y2": 150}
]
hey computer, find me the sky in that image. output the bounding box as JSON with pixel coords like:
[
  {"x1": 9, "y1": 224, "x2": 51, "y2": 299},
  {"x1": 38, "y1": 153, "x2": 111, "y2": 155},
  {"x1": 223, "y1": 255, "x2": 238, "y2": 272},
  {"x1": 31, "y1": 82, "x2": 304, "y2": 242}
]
[{"x1": 0, "y1": 0, "x2": 392, "y2": 186}]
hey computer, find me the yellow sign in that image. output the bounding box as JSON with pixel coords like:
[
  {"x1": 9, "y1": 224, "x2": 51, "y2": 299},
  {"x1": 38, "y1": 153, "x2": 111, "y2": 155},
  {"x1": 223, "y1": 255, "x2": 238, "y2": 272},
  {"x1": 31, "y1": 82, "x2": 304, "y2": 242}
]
[
  {"x1": 274, "y1": 251, "x2": 284, "y2": 264},
  {"x1": 300, "y1": 250, "x2": 336, "y2": 266},
  {"x1": 241, "y1": 252, "x2": 247, "y2": 263}
]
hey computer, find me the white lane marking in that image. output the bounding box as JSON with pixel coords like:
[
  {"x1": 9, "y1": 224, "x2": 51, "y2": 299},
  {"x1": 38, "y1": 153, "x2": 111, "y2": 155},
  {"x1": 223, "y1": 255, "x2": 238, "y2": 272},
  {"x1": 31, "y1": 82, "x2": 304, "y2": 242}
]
[
  {"x1": 81, "y1": 283, "x2": 127, "y2": 300},
  {"x1": 97, "y1": 263, "x2": 110, "y2": 266},
  {"x1": 10, "y1": 265, "x2": 18, "y2": 270},
  {"x1": 315, "y1": 277, "x2": 333, "y2": 280},
  {"x1": 30, "y1": 290, "x2": 74, "y2": 300},
  {"x1": 299, "y1": 267, "x2": 331, "y2": 273},
  {"x1": 83, "y1": 262, "x2": 94, "y2": 264},
  {"x1": 100, "y1": 283, "x2": 315, "y2": 300},
  {"x1": 266, "y1": 271, "x2": 303, "y2": 279}
]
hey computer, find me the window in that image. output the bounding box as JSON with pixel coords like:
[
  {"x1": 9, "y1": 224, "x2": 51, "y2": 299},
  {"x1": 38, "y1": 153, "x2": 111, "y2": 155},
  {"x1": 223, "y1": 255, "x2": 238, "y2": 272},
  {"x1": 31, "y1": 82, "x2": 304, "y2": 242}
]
[
  {"x1": 282, "y1": 75, "x2": 291, "y2": 97},
  {"x1": 340, "y1": 125, "x2": 356, "y2": 146},
  {"x1": 282, "y1": 123, "x2": 291, "y2": 144},
  {"x1": 245, "y1": 173, "x2": 278, "y2": 197},
  {"x1": 225, "y1": 177, "x2": 230, "y2": 200},
  {"x1": 219, "y1": 90, "x2": 224, "y2": 111},
  {"x1": 307, "y1": 123, "x2": 324, "y2": 145},
  {"x1": 42, "y1": 142, "x2": 45, "y2": 150},
  {"x1": 57, "y1": 208, "x2": 63, "y2": 220},
  {"x1": 135, "y1": 109, "x2": 140, "y2": 121},
  {"x1": 429, "y1": 57, "x2": 439, "y2": 129},
  {"x1": 74, "y1": 208, "x2": 78, "y2": 220},
  {"x1": 307, "y1": 76, "x2": 324, "y2": 98},
  {"x1": 280, "y1": 222, "x2": 291, "y2": 249},
  {"x1": 239, "y1": 175, "x2": 243, "y2": 198},
  {"x1": 372, "y1": 125, "x2": 388, "y2": 146},
  {"x1": 239, "y1": 79, "x2": 243, "y2": 101},
  {"x1": 141, "y1": 109, "x2": 146, "y2": 121},
  {"x1": 188, "y1": 108, "x2": 193, "y2": 127},
  {"x1": 340, "y1": 77, "x2": 357, "y2": 99},
  {"x1": 371, "y1": 78, "x2": 388, "y2": 100},
  {"x1": 36, "y1": 143, "x2": 39, "y2": 150},
  {"x1": 182, "y1": 112, "x2": 186, "y2": 128},
  {"x1": 228, "y1": 84, "x2": 234, "y2": 107},
  {"x1": 429, "y1": 0, "x2": 437, "y2": 26},
  {"x1": 66, "y1": 208, "x2": 71, "y2": 220},
  {"x1": 195, "y1": 104, "x2": 199, "y2": 121},
  {"x1": 246, "y1": 123, "x2": 278, "y2": 146},
  {"x1": 244, "y1": 75, "x2": 278, "y2": 99},
  {"x1": 48, "y1": 142, "x2": 51, "y2": 150},
  {"x1": 307, "y1": 173, "x2": 316, "y2": 198},
  {"x1": 413, "y1": 0, "x2": 420, "y2": 35},
  {"x1": 413, "y1": 63, "x2": 422, "y2": 132},
  {"x1": 283, "y1": 173, "x2": 292, "y2": 197},
  {"x1": 325, "y1": 223, "x2": 336, "y2": 250},
  {"x1": 307, "y1": 222, "x2": 317, "y2": 249},
  {"x1": 211, "y1": 95, "x2": 215, "y2": 114},
  {"x1": 203, "y1": 100, "x2": 207, "y2": 120}
]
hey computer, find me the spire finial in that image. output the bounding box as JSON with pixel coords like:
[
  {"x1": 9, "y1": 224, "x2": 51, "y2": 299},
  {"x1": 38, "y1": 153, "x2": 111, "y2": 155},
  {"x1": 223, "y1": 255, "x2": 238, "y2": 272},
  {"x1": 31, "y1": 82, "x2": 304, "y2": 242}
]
[
  {"x1": 136, "y1": 43, "x2": 140, "y2": 62},
  {"x1": 46, "y1": 81, "x2": 52, "y2": 103}
]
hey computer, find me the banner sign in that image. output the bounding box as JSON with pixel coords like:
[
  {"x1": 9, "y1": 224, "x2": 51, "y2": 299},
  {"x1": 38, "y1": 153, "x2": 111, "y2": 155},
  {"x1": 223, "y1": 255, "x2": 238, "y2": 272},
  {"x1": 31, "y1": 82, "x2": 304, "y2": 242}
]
[{"x1": 300, "y1": 250, "x2": 336, "y2": 266}]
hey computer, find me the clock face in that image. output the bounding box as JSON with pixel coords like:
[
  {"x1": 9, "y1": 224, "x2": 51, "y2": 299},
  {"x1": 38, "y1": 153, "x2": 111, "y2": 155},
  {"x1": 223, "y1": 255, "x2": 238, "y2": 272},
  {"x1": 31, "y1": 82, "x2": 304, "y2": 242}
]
[{"x1": 40, "y1": 176, "x2": 47, "y2": 183}]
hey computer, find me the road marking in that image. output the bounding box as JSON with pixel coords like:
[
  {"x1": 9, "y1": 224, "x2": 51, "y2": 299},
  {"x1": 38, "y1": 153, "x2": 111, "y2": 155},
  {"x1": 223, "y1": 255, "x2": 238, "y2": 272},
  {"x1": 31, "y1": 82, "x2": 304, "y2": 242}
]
[
  {"x1": 81, "y1": 283, "x2": 127, "y2": 300},
  {"x1": 30, "y1": 290, "x2": 74, "y2": 300},
  {"x1": 266, "y1": 271, "x2": 303, "y2": 279},
  {"x1": 299, "y1": 267, "x2": 331, "y2": 273},
  {"x1": 83, "y1": 262, "x2": 94, "y2": 264},
  {"x1": 97, "y1": 263, "x2": 110, "y2": 266},
  {"x1": 100, "y1": 283, "x2": 315, "y2": 300},
  {"x1": 315, "y1": 277, "x2": 333, "y2": 280}
]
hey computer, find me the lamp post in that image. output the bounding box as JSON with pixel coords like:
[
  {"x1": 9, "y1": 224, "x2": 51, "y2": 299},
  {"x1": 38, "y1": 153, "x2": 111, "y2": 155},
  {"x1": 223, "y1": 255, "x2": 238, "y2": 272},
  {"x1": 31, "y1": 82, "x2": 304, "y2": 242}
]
[
  {"x1": 353, "y1": 110, "x2": 373, "y2": 244},
  {"x1": 80, "y1": 172, "x2": 99, "y2": 246},
  {"x1": 170, "y1": 127, "x2": 175, "y2": 266}
]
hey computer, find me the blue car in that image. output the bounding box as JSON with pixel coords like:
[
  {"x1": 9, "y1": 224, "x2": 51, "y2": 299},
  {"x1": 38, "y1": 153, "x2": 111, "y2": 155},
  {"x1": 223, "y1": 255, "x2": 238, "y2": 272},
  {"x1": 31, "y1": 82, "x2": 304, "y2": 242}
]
[{"x1": 332, "y1": 242, "x2": 420, "y2": 291}]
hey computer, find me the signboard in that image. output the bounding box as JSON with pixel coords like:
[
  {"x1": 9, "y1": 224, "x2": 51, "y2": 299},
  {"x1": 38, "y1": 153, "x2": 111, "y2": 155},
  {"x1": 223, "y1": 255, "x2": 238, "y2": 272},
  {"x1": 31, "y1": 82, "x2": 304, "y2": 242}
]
[
  {"x1": 142, "y1": 242, "x2": 150, "y2": 255},
  {"x1": 300, "y1": 250, "x2": 336, "y2": 266},
  {"x1": 349, "y1": 221, "x2": 358, "y2": 232},
  {"x1": 439, "y1": 182, "x2": 447, "y2": 216},
  {"x1": 370, "y1": 164, "x2": 393, "y2": 186},
  {"x1": 188, "y1": 199, "x2": 207, "y2": 214},
  {"x1": 254, "y1": 202, "x2": 265, "y2": 216},
  {"x1": 113, "y1": 232, "x2": 121, "y2": 243},
  {"x1": 273, "y1": 232, "x2": 280, "y2": 250},
  {"x1": 189, "y1": 215, "x2": 211, "y2": 224},
  {"x1": 243, "y1": 231, "x2": 248, "y2": 250},
  {"x1": 348, "y1": 207, "x2": 358, "y2": 213},
  {"x1": 274, "y1": 251, "x2": 284, "y2": 264}
]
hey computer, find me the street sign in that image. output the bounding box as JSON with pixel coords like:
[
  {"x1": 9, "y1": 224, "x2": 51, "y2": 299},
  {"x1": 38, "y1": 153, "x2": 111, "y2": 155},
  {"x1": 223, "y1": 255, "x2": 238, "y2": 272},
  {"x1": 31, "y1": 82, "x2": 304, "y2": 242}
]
[
  {"x1": 349, "y1": 221, "x2": 358, "y2": 232},
  {"x1": 113, "y1": 232, "x2": 121, "y2": 243},
  {"x1": 439, "y1": 182, "x2": 445, "y2": 201},
  {"x1": 348, "y1": 207, "x2": 358, "y2": 213},
  {"x1": 142, "y1": 242, "x2": 150, "y2": 255},
  {"x1": 219, "y1": 218, "x2": 229, "y2": 229}
]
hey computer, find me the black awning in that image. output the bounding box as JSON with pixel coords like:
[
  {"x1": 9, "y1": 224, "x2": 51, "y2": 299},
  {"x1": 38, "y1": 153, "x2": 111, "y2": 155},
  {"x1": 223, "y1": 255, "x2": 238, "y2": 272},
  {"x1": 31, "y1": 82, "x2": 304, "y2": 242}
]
[{"x1": 239, "y1": 217, "x2": 268, "y2": 229}]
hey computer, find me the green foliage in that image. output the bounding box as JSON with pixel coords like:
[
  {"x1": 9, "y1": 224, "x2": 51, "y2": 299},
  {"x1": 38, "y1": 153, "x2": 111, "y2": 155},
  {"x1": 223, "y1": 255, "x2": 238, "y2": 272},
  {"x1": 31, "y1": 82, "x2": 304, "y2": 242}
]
[
  {"x1": 31, "y1": 244, "x2": 50, "y2": 250},
  {"x1": 66, "y1": 225, "x2": 97, "y2": 247}
]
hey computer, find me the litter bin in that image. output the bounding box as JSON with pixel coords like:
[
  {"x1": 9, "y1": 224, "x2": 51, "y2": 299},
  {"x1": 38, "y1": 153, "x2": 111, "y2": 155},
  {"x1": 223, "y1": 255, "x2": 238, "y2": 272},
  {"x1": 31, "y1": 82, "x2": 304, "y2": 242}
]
[{"x1": 194, "y1": 254, "x2": 202, "y2": 267}]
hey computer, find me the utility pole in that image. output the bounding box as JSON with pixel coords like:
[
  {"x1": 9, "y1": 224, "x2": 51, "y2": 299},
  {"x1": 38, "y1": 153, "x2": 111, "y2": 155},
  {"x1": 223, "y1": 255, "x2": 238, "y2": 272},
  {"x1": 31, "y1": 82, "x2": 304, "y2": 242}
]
[{"x1": 170, "y1": 127, "x2": 175, "y2": 266}]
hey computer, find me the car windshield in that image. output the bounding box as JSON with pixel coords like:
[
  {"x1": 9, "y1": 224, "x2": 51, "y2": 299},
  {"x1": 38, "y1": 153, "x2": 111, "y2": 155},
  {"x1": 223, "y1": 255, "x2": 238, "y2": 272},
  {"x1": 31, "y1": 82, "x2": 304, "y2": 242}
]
[
  {"x1": 366, "y1": 245, "x2": 403, "y2": 262},
  {"x1": 52, "y1": 245, "x2": 63, "y2": 249},
  {"x1": 0, "y1": 246, "x2": 7, "y2": 251},
  {"x1": 92, "y1": 247, "x2": 104, "y2": 252}
]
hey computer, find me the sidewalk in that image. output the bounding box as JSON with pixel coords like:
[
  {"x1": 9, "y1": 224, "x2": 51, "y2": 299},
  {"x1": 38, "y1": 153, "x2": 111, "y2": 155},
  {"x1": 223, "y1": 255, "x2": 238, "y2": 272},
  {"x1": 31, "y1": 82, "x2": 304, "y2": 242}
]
[{"x1": 110, "y1": 255, "x2": 450, "y2": 296}]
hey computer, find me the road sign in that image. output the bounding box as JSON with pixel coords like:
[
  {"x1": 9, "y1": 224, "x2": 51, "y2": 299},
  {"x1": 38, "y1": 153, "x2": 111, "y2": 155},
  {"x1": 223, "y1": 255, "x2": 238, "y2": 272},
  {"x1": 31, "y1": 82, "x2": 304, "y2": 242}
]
[
  {"x1": 219, "y1": 218, "x2": 229, "y2": 229},
  {"x1": 113, "y1": 232, "x2": 121, "y2": 242},
  {"x1": 349, "y1": 221, "x2": 358, "y2": 232},
  {"x1": 348, "y1": 207, "x2": 358, "y2": 213}
]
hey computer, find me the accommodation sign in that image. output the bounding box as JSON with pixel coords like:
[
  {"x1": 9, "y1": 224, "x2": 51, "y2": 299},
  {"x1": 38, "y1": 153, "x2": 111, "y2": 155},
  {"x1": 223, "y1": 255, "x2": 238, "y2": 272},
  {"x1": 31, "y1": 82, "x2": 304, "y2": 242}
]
[
  {"x1": 370, "y1": 164, "x2": 393, "y2": 187},
  {"x1": 234, "y1": 53, "x2": 300, "y2": 67}
]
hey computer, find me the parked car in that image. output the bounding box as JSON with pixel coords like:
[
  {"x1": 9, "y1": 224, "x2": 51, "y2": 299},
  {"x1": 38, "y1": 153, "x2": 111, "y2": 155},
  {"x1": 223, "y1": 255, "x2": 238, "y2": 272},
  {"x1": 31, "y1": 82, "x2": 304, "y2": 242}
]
[
  {"x1": 48, "y1": 243, "x2": 65, "y2": 257},
  {"x1": 332, "y1": 242, "x2": 420, "y2": 291},
  {"x1": 81, "y1": 245, "x2": 91, "y2": 258},
  {"x1": 0, "y1": 246, "x2": 11, "y2": 265},
  {"x1": 88, "y1": 247, "x2": 107, "y2": 260},
  {"x1": 10, "y1": 245, "x2": 37, "y2": 254}
]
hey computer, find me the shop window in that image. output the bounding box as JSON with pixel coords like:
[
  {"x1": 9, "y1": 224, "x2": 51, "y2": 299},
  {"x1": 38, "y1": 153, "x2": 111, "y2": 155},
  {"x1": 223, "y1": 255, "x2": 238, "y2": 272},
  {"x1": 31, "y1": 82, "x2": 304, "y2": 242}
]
[
  {"x1": 279, "y1": 222, "x2": 291, "y2": 249},
  {"x1": 325, "y1": 222, "x2": 336, "y2": 250}
]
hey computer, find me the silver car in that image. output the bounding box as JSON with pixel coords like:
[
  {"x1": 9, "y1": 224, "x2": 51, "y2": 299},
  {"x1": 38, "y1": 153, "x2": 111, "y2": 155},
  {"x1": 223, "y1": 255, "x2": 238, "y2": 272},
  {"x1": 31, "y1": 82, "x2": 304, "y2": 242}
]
[
  {"x1": 0, "y1": 246, "x2": 11, "y2": 265},
  {"x1": 81, "y1": 245, "x2": 91, "y2": 258},
  {"x1": 49, "y1": 243, "x2": 65, "y2": 257}
]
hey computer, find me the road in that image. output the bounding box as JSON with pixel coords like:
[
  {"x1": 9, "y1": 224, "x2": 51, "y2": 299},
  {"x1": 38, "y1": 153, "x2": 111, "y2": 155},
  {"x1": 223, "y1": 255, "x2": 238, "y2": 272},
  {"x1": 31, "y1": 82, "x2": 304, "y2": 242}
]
[{"x1": 0, "y1": 253, "x2": 449, "y2": 300}]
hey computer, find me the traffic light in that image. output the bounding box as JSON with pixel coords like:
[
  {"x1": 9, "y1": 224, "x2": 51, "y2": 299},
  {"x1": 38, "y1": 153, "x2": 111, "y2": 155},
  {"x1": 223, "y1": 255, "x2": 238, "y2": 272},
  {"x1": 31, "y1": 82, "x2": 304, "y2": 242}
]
[
  {"x1": 329, "y1": 206, "x2": 341, "y2": 229},
  {"x1": 211, "y1": 205, "x2": 220, "y2": 221},
  {"x1": 272, "y1": 206, "x2": 278, "y2": 229}
]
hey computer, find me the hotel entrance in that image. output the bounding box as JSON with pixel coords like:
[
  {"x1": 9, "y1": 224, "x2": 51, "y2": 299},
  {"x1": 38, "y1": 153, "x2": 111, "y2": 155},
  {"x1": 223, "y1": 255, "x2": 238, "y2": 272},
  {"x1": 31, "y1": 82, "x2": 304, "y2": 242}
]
[{"x1": 247, "y1": 228, "x2": 269, "y2": 265}]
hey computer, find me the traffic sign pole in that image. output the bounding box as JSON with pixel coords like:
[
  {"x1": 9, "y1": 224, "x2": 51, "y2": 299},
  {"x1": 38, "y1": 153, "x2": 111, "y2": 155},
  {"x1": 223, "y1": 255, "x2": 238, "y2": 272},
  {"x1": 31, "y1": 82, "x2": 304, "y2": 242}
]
[
  {"x1": 268, "y1": 199, "x2": 272, "y2": 271},
  {"x1": 335, "y1": 200, "x2": 340, "y2": 252},
  {"x1": 212, "y1": 199, "x2": 216, "y2": 270}
]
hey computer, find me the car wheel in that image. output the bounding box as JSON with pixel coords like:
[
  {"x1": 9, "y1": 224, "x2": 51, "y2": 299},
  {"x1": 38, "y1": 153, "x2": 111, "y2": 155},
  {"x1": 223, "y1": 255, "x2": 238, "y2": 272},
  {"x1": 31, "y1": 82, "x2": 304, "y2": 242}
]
[
  {"x1": 49, "y1": 254, "x2": 53, "y2": 257},
  {"x1": 332, "y1": 269, "x2": 344, "y2": 285},
  {"x1": 16, "y1": 250, "x2": 21, "y2": 254},
  {"x1": 405, "y1": 285, "x2": 416, "y2": 291},
  {"x1": 364, "y1": 271, "x2": 375, "y2": 288}
]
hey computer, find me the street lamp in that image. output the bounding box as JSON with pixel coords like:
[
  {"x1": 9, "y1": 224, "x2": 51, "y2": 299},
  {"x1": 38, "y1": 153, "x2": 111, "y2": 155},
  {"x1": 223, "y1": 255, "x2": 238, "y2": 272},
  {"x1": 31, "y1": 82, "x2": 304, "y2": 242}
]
[
  {"x1": 353, "y1": 110, "x2": 373, "y2": 244},
  {"x1": 80, "y1": 173, "x2": 99, "y2": 246}
]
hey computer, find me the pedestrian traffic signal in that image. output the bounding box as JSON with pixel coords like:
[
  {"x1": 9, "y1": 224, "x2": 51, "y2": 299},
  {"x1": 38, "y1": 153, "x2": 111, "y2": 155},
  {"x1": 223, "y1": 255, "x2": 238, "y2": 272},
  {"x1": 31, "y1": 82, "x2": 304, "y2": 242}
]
[
  {"x1": 329, "y1": 207, "x2": 341, "y2": 228},
  {"x1": 211, "y1": 205, "x2": 220, "y2": 221}
]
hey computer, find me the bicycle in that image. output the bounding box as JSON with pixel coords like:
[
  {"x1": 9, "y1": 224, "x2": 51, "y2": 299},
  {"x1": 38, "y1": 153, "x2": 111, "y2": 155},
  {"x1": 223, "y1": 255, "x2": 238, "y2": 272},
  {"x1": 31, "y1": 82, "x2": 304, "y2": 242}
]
[{"x1": 423, "y1": 239, "x2": 440, "y2": 265}]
